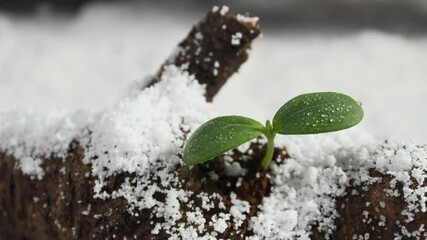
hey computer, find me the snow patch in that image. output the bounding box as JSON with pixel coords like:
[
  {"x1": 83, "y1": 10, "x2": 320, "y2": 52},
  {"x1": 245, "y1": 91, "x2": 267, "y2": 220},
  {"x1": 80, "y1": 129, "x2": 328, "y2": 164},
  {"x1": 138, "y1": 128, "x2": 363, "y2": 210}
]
[
  {"x1": 236, "y1": 14, "x2": 259, "y2": 25},
  {"x1": 84, "y1": 65, "x2": 211, "y2": 188},
  {"x1": 220, "y1": 6, "x2": 229, "y2": 16},
  {"x1": 0, "y1": 109, "x2": 94, "y2": 179},
  {"x1": 19, "y1": 157, "x2": 45, "y2": 180},
  {"x1": 250, "y1": 136, "x2": 427, "y2": 239},
  {"x1": 231, "y1": 32, "x2": 243, "y2": 46}
]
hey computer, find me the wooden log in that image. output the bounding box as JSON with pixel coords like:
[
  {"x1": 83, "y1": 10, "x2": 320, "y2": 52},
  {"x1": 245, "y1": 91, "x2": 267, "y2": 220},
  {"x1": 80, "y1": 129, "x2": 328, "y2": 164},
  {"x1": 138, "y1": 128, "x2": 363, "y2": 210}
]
[
  {"x1": 0, "y1": 8, "x2": 260, "y2": 239},
  {"x1": 147, "y1": 9, "x2": 260, "y2": 101}
]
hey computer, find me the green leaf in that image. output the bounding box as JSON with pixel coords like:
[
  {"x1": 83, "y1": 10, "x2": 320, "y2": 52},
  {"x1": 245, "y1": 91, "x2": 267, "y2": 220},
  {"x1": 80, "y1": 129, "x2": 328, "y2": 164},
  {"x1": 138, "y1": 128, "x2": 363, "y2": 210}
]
[
  {"x1": 272, "y1": 92, "x2": 364, "y2": 135},
  {"x1": 183, "y1": 116, "x2": 265, "y2": 166}
]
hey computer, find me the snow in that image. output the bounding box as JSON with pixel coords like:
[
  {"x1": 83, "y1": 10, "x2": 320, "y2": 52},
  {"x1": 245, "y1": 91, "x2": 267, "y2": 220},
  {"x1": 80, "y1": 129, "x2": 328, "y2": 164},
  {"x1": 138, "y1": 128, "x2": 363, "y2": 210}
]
[
  {"x1": 390, "y1": 149, "x2": 413, "y2": 171},
  {"x1": 0, "y1": 62, "x2": 255, "y2": 238},
  {"x1": 0, "y1": 109, "x2": 93, "y2": 159},
  {"x1": 0, "y1": 108, "x2": 94, "y2": 179},
  {"x1": 18, "y1": 157, "x2": 45, "y2": 180},
  {"x1": 236, "y1": 14, "x2": 259, "y2": 25},
  {"x1": 223, "y1": 157, "x2": 248, "y2": 176},
  {"x1": 85, "y1": 65, "x2": 212, "y2": 192},
  {"x1": 211, "y1": 6, "x2": 219, "y2": 13},
  {"x1": 219, "y1": 6, "x2": 229, "y2": 16},
  {"x1": 250, "y1": 148, "x2": 348, "y2": 239},
  {"x1": 212, "y1": 218, "x2": 228, "y2": 233},
  {"x1": 249, "y1": 136, "x2": 427, "y2": 239},
  {"x1": 231, "y1": 32, "x2": 243, "y2": 46},
  {"x1": 229, "y1": 192, "x2": 250, "y2": 229},
  {"x1": 1, "y1": 2, "x2": 427, "y2": 239}
]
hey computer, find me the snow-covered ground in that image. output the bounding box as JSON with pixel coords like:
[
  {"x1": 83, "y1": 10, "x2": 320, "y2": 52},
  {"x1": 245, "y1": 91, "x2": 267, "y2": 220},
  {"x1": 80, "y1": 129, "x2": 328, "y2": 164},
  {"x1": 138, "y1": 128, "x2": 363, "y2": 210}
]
[{"x1": 1, "y1": 2, "x2": 426, "y2": 143}]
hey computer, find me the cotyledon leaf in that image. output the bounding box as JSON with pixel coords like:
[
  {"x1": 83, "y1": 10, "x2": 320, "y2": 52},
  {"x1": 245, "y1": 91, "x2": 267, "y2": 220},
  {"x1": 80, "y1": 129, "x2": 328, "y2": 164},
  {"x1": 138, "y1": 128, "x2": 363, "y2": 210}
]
[
  {"x1": 183, "y1": 116, "x2": 265, "y2": 166},
  {"x1": 273, "y1": 92, "x2": 364, "y2": 135}
]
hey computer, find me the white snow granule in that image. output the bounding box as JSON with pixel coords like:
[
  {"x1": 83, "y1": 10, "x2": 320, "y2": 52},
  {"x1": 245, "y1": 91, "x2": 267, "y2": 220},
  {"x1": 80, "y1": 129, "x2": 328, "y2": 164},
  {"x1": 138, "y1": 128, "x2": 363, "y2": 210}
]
[
  {"x1": 223, "y1": 157, "x2": 248, "y2": 177},
  {"x1": 18, "y1": 157, "x2": 45, "y2": 180},
  {"x1": 214, "y1": 61, "x2": 220, "y2": 68},
  {"x1": 219, "y1": 6, "x2": 229, "y2": 15},
  {"x1": 231, "y1": 32, "x2": 243, "y2": 46},
  {"x1": 211, "y1": 6, "x2": 219, "y2": 13},
  {"x1": 390, "y1": 149, "x2": 413, "y2": 171},
  {"x1": 81, "y1": 204, "x2": 91, "y2": 216},
  {"x1": 230, "y1": 192, "x2": 250, "y2": 229},
  {"x1": 195, "y1": 32, "x2": 203, "y2": 41},
  {"x1": 212, "y1": 218, "x2": 228, "y2": 233},
  {"x1": 236, "y1": 14, "x2": 259, "y2": 25}
]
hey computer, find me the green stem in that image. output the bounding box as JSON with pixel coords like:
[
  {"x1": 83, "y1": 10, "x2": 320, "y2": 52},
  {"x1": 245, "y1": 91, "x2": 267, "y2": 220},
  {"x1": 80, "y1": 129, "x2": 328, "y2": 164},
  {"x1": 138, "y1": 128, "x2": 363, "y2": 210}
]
[
  {"x1": 261, "y1": 135, "x2": 275, "y2": 169},
  {"x1": 261, "y1": 120, "x2": 276, "y2": 169}
]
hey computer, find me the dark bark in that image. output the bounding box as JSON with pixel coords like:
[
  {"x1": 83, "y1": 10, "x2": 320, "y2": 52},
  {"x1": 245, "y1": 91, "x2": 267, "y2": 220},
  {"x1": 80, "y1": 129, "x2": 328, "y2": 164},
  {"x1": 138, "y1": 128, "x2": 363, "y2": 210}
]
[
  {"x1": 312, "y1": 170, "x2": 427, "y2": 239},
  {"x1": 0, "y1": 9, "x2": 260, "y2": 240},
  {"x1": 147, "y1": 10, "x2": 260, "y2": 101}
]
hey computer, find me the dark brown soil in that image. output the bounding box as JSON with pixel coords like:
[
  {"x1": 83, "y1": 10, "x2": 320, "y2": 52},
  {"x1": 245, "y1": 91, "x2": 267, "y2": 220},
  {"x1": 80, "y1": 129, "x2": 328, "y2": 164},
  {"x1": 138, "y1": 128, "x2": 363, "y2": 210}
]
[
  {"x1": 311, "y1": 170, "x2": 427, "y2": 240},
  {"x1": 177, "y1": 138, "x2": 289, "y2": 239},
  {"x1": 0, "y1": 139, "x2": 289, "y2": 239},
  {"x1": 310, "y1": 143, "x2": 427, "y2": 239}
]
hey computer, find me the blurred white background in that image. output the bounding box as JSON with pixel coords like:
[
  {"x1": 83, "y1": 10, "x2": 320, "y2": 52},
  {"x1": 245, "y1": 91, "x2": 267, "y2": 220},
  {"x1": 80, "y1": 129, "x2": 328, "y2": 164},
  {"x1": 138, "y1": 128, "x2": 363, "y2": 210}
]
[{"x1": 1, "y1": 1, "x2": 427, "y2": 142}]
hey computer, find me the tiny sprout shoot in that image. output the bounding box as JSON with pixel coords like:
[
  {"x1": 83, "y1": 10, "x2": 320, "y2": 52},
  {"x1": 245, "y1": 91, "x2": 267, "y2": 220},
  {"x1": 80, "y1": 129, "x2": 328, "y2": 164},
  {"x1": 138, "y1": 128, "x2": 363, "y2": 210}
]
[{"x1": 183, "y1": 92, "x2": 364, "y2": 169}]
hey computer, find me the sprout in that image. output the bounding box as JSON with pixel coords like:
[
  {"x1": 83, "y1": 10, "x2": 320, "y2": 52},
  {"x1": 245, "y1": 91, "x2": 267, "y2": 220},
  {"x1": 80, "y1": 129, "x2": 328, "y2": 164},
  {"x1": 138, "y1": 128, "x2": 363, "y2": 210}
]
[{"x1": 183, "y1": 92, "x2": 364, "y2": 169}]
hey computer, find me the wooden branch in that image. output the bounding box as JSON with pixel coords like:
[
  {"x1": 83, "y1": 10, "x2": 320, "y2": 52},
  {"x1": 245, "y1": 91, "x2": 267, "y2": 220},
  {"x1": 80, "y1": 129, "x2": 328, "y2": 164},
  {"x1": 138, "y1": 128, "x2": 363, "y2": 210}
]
[
  {"x1": 147, "y1": 10, "x2": 260, "y2": 101},
  {"x1": 0, "y1": 9, "x2": 260, "y2": 240}
]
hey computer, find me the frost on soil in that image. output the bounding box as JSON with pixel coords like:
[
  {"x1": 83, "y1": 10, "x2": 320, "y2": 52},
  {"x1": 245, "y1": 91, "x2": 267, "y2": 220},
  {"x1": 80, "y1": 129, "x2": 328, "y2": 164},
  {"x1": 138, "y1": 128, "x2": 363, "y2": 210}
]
[{"x1": 1, "y1": 65, "x2": 427, "y2": 238}]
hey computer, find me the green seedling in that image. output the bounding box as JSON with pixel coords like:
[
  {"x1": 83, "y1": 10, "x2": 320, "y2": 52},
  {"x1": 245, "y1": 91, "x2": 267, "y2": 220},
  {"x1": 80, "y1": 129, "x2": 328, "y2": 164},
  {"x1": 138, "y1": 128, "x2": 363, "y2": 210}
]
[{"x1": 183, "y1": 92, "x2": 364, "y2": 169}]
